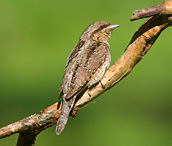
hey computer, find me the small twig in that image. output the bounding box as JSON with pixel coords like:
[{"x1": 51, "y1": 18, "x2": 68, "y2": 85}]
[
  {"x1": 130, "y1": 5, "x2": 164, "y2": 21},
  {"x1": 79, "y1": 97, "x2": 103, "y2": 109},
  {"x1": 130, "y1": 0, "x2": 172, "y2": 21},
  {"x1": 17, "y1": 132, "x2": 36, "y2": 146}
]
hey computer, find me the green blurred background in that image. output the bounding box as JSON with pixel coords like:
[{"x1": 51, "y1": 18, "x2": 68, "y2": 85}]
[{"x1": 0, "y1": 0, "x2": 172, "y2": 145}]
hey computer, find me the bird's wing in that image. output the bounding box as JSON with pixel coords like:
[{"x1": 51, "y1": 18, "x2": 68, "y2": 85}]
[
  {"x1": 60, "y1": 41, "x2": 110, "y2": 100},
  {"x1": 59, "y1": 40, "x2": 85, "y2": 99}
]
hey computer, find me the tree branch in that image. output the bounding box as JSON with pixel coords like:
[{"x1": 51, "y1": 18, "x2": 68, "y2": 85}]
[
  {"x1": 0, "y1": 0, "x2": 172, "y2": 145},
  {"x1": 130, "y1": 0, "x2": 172, "y2": 21}
]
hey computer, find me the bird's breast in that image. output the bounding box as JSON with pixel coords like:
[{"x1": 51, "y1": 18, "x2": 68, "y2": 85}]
[{"x1": 87, "y1": 55, "x2": 110, "y2": 88}]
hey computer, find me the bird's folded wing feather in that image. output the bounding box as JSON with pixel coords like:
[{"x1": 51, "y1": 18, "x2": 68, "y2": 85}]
[{"x1": 59, "y1": 41, "x2": 110, "y2": 100}]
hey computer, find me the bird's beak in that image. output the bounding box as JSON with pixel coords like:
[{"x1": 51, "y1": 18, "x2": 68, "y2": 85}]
[{"x1": 107, "y1": 24, "x2": 120, "y2": 31}]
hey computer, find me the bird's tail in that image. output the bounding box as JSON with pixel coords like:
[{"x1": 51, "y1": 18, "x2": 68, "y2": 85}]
[{"x1": 56, "y1": 97, "x2": 75, "y2": 135}]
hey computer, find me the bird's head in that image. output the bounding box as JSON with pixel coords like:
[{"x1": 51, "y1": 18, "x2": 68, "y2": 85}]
[{"x1": 80, "y1": 21, "x2": 120, "y2": 42}]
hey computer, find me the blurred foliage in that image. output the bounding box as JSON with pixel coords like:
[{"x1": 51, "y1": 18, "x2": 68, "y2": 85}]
[{"x1": 0, "y1": 0, "x2": 172, "y2": 146}]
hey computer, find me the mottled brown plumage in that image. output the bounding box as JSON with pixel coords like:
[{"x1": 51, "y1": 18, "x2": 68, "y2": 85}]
[{"x1": 56, "y1": 21, "x2": 120, "y2": 135}]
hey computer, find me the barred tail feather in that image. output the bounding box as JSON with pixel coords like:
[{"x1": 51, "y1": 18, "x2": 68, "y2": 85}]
[{"x1": 56, "y1": 98, "x2": 75, "y2": 135}]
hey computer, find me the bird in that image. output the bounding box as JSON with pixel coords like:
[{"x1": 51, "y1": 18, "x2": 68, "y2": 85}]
[{"x1": 56, "y1": 21, "x2": 120, "y2": 135}]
